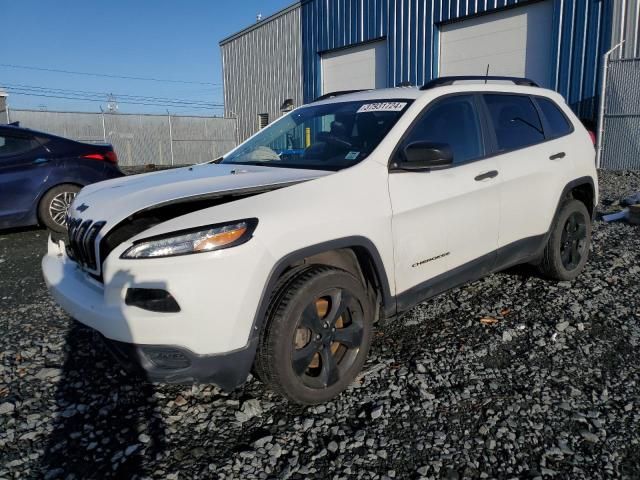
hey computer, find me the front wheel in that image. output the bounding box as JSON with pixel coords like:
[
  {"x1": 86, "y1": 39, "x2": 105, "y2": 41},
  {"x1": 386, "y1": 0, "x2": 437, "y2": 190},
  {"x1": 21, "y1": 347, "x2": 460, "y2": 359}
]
[
  {"x1": 538, "y1": 199, "x2": 592, "y2": 281},
  {"x1": 255, "y1": 266, "x2": 374, "y2": 405},
  {"x1": 38, "y1": 184, "x2": 81, "y2": 233}
]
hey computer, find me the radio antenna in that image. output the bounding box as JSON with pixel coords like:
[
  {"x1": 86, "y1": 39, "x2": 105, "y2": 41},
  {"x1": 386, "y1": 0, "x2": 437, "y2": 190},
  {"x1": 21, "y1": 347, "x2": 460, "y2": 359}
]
[{"x1": 485, "y1": 64, "x2": 490, "y2": 83}]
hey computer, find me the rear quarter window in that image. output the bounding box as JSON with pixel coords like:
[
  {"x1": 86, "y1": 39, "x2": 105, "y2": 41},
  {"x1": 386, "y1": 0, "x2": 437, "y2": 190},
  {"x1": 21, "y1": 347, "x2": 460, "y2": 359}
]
[{"x1": 536, "y1": 97, "x2": 573, "y2": 138}]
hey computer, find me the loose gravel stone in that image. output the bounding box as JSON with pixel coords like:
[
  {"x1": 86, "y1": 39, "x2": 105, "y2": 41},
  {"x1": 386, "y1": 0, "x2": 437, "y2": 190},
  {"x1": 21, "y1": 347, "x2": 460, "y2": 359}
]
[
  {"x1": 580, "y1": 431, "x2": 600, "y2": 443},
  {"x1": 1, "y1": 170, "x2": 639, "y2": 479},
  {"x1": 371, "y1": 405, "x2": 384, "y2": 419},
  {"x1": 0, "y1": 402, "x2": 15, "y2": 415},
  {"x1": 269, "y1": 443, "x2": 282, "y2": 459}
]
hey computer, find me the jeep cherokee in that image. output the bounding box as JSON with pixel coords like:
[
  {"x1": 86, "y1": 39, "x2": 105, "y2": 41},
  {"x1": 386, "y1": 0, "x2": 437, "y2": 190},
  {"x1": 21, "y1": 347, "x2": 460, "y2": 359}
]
[{"x1": 42, "y1": 77, "x2": 597, "y2": 404}]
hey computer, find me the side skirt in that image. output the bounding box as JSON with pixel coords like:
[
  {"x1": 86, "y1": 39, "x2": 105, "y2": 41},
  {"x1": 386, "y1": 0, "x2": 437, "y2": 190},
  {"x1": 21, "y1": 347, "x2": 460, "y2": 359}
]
[{"x1": 394, "y1": 234, "x2": 546, "y2": 315}]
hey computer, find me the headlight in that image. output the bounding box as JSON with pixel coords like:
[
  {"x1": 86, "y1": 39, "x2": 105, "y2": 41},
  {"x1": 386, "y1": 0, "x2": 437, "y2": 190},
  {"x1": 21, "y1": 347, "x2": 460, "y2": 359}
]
[{"x1": 121, "y1": 219, "x2": 257, "y2": 259}]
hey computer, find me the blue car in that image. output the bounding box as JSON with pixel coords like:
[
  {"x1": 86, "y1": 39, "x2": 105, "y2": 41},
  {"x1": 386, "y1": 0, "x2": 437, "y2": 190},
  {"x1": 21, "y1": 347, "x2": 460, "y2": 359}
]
[{"x1": 0, "y1": 124, "x2": 123, "y2": 232}]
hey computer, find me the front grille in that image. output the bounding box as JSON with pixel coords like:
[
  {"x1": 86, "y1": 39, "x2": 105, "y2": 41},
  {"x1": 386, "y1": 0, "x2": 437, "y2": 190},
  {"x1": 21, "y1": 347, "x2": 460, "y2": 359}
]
[{"x1": 67, "y1": 218, "x2": 106, "y2": 272}]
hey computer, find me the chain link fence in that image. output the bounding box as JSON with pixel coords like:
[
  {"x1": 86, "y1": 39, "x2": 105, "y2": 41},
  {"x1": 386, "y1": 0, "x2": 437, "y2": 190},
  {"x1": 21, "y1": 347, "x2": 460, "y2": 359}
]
[
  {"x1": 600, "y1": 58, "x2": 640, "y2": 170},
  {"x1": 8, "y1": 109, "x2": 238, "y2": 166}
]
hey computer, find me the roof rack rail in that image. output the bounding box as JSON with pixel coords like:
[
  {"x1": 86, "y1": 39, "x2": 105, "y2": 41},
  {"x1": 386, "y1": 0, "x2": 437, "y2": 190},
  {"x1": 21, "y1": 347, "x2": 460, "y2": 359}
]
[
  {"x1": 420, "y1": 76, "x2": 539, "y2": 90},
  {"x1": 314, "y1": 89, "x2": 369, "y2": 102}
]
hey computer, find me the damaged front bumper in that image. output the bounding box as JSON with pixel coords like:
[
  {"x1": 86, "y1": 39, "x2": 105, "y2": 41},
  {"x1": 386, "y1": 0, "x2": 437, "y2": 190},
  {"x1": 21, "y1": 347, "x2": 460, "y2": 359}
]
[{"x1": 41, "y1": 235, "x2": 266, "y2": 390}]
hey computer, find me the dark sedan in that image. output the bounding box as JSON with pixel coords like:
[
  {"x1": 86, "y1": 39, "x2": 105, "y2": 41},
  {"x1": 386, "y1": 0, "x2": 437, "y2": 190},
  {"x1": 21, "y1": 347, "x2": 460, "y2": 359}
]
[{"x1": 0, "y1": 124, "x2": 123, "y2": 232}]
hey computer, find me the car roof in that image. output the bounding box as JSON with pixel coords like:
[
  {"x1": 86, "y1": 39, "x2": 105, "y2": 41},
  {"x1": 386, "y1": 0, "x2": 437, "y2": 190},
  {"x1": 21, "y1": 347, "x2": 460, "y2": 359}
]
[
  {"x1": 311, "y1": 82, "x2": 565, "y2": 106},
  {"x1": 0, "y1": 123, "x2": 114, "y2": 147},
  {"x1": 0, "y1": 123, "x2": 56, "y2": 138}
]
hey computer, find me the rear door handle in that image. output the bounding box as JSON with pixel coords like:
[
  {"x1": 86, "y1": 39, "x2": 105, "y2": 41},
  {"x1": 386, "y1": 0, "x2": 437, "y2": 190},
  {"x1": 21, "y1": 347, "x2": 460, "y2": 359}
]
[
  {"x1": 549, "y1": 152, "x2": 566, "y2": 160},
  {"x1": 33, "y1": 158, "x2": 49, "y2": 165},
  {"x1": 474, "y1": 170, "x2": 499, "y2": 181}
]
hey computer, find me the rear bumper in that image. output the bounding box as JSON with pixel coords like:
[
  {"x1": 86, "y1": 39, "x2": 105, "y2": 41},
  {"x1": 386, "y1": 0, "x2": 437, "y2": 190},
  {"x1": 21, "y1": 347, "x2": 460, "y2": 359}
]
[{"x1": 95, "y1": 326, "x2": 256, "y2": 390}]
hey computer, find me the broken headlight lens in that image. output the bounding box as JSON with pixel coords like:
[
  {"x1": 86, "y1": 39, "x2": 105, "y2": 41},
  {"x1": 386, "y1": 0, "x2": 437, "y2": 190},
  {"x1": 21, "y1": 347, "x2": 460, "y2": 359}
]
[{"x1": 121, "y1": 219, "x2": 257, "y2": 259}]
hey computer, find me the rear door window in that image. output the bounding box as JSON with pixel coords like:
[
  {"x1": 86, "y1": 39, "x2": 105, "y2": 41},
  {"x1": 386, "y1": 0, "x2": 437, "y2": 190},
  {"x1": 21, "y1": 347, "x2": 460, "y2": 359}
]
[
  {"x1": 402, "y1": 94, "x2": 483, "y2": 164},
  {"x1": 536, "y1": 97, "x2": 573, "y2": 138},
  {"x1": 0, "y1": 133, "x2": 38, "y2": 158},
  {"x1": 483, "y1": 94, "x2": 545, "y2": 152}
]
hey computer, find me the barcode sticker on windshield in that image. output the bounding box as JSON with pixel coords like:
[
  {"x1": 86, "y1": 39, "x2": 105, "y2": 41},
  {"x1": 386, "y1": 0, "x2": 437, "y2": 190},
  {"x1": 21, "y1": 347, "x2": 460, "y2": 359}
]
[{"x1": 357, "y1": 102, "x2": 407, "y2": 113}]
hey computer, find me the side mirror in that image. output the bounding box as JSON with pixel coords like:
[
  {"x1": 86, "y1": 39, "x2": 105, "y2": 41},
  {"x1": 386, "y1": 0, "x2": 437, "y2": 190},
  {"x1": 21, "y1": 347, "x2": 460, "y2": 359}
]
[{"x1": 397, "y1": 141, "x2": 453, "y2": 171}]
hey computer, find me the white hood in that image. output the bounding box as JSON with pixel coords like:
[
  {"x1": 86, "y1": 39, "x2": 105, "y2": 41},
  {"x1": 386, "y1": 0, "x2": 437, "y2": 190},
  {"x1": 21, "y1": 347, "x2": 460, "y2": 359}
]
[{"x1": 71, "y1": 163, "x2": 331, "y2": 227}]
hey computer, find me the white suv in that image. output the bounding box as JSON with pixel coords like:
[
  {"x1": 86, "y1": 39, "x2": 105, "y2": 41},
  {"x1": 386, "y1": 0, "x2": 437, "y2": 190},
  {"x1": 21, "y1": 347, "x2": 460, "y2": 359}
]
[{"x1": 43, "y1": 77, "x2": 597, "y2": 404}]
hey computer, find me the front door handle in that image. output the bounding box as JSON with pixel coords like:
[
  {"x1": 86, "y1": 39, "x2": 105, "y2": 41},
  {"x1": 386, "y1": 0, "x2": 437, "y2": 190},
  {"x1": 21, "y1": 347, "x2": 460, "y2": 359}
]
[
  {"x1": 474, "y1": 170, "x2": 499, "y2": 181},
  {"x1": 549, "y1": 152, "x2": 566, "y2": 160},
  {"x1": 33, "y1": 158, "x2": 49, "y2": 165}
]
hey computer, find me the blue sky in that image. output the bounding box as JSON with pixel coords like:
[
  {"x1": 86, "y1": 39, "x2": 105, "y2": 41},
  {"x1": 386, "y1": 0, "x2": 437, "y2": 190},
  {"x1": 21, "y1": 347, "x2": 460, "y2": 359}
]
[{"x1": 1, "y1": 0, "x2": 293, "y2": 115}]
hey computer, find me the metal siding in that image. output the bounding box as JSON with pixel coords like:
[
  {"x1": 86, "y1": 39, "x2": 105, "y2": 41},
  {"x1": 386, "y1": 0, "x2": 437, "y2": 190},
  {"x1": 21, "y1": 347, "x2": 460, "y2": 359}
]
[
  {"x1": 221, "y1": 6, "x2": 303, "y2": 142},
  {"x1": 600, "y1": 57, "x2": 640, "y2": 170},
  {"x1": 0, "y1": 96, "x2": 8, "y2": 124},
  {"x1": 610, "y1": 0, "x2": 640, "y2": 59},
  {"x1": 301, "y1": 0, "x2": 612, "y2": 121}
]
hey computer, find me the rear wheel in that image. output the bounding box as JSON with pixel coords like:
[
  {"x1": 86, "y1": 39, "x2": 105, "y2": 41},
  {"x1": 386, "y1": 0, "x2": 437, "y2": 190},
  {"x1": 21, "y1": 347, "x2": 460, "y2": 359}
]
[
  {"x1": 539, "y1": 199, "x2": 591, "y2": 281},
  {"x1": 255, "y1": 266, "x2": 374, "y2": 405},
  {"x1": 38, "y1": 184, "x2": 81, "y2": 233}
]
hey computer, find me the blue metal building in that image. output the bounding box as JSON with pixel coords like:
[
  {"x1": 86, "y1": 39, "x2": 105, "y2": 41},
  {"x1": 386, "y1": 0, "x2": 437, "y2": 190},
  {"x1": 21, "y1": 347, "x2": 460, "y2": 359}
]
[
  {"x1": 222, "y1": 1, "x2": 640, "y2": 142},
  {"x1": 301, "y1": 0, "x2": 614, "y2": 120}
]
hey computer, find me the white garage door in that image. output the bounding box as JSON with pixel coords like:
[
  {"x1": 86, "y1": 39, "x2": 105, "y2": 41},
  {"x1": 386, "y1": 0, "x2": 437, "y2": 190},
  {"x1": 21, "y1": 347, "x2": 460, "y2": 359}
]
[
  {"x1": 439, "y1": 1, "x2": 554, "y2": 87},
  {"x1": 321, "y1": 40, "x2": 387, "y2": 94}
]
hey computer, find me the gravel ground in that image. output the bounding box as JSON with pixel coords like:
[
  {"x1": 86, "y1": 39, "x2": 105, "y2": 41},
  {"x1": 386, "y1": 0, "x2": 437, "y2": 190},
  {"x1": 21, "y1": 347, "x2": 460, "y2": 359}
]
[{"x1": 1, "y1": 170, "x2": 639, "y2": 479}]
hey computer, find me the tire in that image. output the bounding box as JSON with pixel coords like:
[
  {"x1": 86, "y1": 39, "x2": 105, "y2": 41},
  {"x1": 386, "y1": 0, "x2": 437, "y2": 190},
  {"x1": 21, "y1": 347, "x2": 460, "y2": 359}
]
[
  {"x1": 255, "y1": 266, "x2": 374, "y2": 405},
  {"x1": 38, "y1": 184, "x2": 81, "y2": 233},
  {"x1": 538, "y1": 199, "x2": 592, "y2": 281}
]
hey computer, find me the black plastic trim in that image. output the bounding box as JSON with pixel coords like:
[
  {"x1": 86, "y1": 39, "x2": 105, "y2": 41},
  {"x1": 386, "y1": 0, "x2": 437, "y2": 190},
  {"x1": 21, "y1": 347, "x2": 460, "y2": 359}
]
[
  {"x1": 248, "y1": 237, "x2": 395, "y2": 343},
  {"x1": 396, "y1": 234, "x2": 545, "y2": 313},
  {"x1": 97, "y1": 328, "x2": 257, "y2": 391},
  {"x1": 421, "y1": 76, "x2": 539, "y2": 90},
  {"x1": 556, "y1": 176, "x2": 597, "y2": 219},
  {"x1": 125, "y1": 288, "x2": 181, "y2": 313}
]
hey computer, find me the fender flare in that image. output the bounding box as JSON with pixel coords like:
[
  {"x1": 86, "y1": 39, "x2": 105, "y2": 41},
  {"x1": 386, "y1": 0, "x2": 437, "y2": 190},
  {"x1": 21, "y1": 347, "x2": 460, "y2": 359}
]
[
  {"x1": 527, "y1": 175, "x2": 597, "y2": 262},
  {"x1": 554, "y1": 176, "x2": 596, "y2": 221},
  {"x1": 247, "y1": 236, "x2": 395, "y2": 344}
]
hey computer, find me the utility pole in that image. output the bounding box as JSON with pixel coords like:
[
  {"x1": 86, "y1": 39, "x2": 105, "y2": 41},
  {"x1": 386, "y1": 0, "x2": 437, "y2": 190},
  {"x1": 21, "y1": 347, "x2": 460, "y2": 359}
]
[
  {"x1": 106, "y1": 93, "x2": 118, "y2": 113},
  {"x1": 167, "y1": 109, "x2": 175, "y2": 166}
]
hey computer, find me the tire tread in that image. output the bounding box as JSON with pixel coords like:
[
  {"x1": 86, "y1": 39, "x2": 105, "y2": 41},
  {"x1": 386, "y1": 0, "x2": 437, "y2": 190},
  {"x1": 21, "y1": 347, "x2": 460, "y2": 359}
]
[
  {"x1": 255, "y1": 265, "x2": 372, "y2": 404},
  {"x1": 538, "y1": 198, "x2": 591, "y2": 281}
]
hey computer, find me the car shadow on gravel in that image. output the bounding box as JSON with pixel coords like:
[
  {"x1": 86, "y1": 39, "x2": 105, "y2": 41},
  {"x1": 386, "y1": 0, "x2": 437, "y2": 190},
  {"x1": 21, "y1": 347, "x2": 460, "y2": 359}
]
[
  {"x1": 0, "y1": 225, "x2": 43, "y2": 236},
  {"x1": 41, "y1": 322, "x2": 166, "y2": 479}
]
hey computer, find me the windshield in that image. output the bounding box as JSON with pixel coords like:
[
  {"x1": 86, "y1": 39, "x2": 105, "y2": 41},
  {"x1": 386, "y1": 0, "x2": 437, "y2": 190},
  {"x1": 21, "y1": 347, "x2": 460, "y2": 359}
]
[{"x1": 222, "y1": 100, "x2": 412, "y2": 171}]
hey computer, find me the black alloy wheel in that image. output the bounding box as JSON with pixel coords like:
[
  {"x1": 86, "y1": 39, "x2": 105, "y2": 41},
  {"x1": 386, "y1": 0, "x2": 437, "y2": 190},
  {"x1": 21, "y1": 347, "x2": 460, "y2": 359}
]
[
  {"x1": 292, "y1": 288, "x2": 364, "y2": 389},
  {"x1": 255, "y1": 266, "x2": 374, "y2": 405},
  {"x1": 560, "y1": 211, "x2": 588, "y2": 270},
  {"x1": 538, "y1": 199, "x2": 592, "y2": 281}
]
